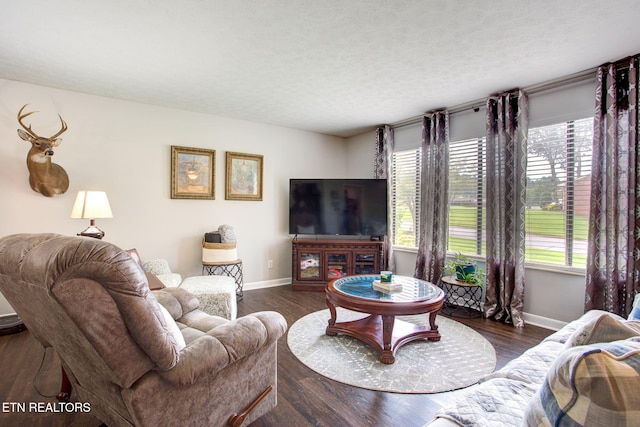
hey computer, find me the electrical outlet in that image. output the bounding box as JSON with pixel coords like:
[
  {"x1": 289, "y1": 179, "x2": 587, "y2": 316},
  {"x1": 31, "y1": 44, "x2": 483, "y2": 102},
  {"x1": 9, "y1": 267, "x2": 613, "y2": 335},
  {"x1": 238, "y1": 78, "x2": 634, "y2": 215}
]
[{"x1": 267, "y1": 259, "x2": 273, "y2": 269}]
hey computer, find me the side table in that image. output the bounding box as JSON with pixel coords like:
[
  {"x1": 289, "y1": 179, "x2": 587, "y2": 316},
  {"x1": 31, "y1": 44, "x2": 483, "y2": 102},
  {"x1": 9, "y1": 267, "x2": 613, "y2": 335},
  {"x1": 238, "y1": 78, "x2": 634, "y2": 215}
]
[
  {"x1": 203, "y1": 259, "x2": 244, "y2": 300},
  {"x1": 440, "y1": 275, "x2": 483, "y2": 318}
]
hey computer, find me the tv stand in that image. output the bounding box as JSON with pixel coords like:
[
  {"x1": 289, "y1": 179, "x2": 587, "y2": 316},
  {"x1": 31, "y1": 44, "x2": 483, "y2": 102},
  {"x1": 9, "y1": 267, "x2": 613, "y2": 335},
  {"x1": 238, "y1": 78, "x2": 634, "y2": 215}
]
[{"x1": 291, "y1": 238, "x2": 383, "y2": 291}]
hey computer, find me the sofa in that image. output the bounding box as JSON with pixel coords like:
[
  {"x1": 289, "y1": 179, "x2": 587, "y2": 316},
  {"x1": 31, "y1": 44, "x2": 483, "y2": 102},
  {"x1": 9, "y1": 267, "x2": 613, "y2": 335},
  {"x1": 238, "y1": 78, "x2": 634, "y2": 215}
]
[
  {"x1": 0, "y1": 233, "x2": 287, "y2": 427},
  {"x1": 429, "y1": 299, "x2": 640, "y2": 427}
]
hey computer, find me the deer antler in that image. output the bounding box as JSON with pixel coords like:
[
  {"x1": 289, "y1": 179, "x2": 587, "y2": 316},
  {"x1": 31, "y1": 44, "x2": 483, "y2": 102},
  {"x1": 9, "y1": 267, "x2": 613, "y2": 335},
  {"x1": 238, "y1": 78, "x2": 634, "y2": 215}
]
[
  {"x1": 17, "y1": 104, "x2": 68, "y2": 141},
  {"x1": 17, "y1": 104, "x2": 41, "y2": 139},
  {"x1": 50, "y1": 115, "x2": 68, "y2": 140}
]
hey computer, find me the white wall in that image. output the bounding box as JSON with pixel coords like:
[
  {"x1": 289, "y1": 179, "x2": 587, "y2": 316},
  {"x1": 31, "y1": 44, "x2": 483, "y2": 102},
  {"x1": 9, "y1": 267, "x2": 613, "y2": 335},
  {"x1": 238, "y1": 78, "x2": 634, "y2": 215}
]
[
  {"x1": 0, "y1": 78, "x2": 589, "y2": 326},
  {"x1": 345, "y1": 130, "x2": 376, "y2": 178},
  {"x1": 0, "y1": 78, "x2": 348, "y2": 315}
]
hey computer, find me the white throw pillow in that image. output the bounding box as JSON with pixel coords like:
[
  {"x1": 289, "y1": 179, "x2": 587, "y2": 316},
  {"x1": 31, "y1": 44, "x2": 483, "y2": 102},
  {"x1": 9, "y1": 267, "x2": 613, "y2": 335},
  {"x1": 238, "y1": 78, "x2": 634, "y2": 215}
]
[
  {"x1": 564, "y1": 313, "x2": 640, "y2": 348},
  {"x1": 158, "y1": 304, "x2": 186, "y2": 351}
]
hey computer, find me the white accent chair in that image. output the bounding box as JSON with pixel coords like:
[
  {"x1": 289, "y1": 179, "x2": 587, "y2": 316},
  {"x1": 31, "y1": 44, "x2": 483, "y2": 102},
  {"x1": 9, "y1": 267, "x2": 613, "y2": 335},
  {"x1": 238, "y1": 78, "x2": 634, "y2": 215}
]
[{"x1": 142, "y1": 258, "x2": 237, "y2": 321}]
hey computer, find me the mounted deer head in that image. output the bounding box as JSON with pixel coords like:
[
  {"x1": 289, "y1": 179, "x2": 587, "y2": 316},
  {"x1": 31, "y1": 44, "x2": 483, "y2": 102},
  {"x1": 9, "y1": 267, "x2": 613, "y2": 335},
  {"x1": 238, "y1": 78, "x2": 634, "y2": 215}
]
[{"x1": 17, "y1": 104, "x2": 70, "y2": 197}]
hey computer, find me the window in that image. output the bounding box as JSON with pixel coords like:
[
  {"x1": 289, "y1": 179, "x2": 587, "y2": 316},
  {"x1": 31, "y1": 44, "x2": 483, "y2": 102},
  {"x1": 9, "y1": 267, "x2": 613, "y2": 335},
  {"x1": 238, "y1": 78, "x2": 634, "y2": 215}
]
[
  {"x1": 391, "y1": 118, "x2": 593, "y2": 270},
  {"x1": 392, "y1": 149, "x2": 421, "y2": 247},
  {"x1": 448, "y1": 138, "x2": 486, "y2": 255},
  {"x1": 525, "y1": 118, "x2": 593, "y2": 268},
  {"x1": 445, "y1": 118, "x2": 593, "y2": 268}
]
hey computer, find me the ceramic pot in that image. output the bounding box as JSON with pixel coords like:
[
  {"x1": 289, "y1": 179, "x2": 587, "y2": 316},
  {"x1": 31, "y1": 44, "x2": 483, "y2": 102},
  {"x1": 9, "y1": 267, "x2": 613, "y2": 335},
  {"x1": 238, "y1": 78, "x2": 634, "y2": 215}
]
[{"x1": 455, "y1": 263, "x2": 476, "y2": 281}]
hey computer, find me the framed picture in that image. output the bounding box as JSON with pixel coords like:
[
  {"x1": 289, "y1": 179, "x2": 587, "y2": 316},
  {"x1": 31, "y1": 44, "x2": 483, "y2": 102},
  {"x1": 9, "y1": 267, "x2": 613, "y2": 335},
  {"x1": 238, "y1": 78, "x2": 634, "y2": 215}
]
[
  {"x1": 171, "y1": 146, "x2": 215, "y2": 199},
  {"x1": 225, "y1": 152, "x2": 263, "y2": 201}
]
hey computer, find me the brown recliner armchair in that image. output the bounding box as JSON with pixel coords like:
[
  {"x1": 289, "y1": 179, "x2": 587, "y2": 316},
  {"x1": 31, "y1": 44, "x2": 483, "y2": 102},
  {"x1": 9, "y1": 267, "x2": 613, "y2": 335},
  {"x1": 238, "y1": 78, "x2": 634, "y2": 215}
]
[{"x1": 0, "y1": 233, "x2": 287, "y2": 427}]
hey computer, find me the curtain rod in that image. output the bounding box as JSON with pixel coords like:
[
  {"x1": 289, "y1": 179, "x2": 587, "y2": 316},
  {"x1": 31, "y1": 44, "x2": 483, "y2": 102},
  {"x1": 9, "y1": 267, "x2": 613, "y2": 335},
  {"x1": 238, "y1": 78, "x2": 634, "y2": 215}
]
[{"x1": 389, "y1": 66, "x2": 598, "y2": 130}]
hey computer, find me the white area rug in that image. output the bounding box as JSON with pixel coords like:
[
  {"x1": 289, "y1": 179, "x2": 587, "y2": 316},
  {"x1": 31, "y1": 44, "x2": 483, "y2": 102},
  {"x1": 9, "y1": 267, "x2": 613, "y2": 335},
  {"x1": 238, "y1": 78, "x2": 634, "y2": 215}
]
[{"x1": 288, "y1": 308, "x2": 496, "y2": 394}]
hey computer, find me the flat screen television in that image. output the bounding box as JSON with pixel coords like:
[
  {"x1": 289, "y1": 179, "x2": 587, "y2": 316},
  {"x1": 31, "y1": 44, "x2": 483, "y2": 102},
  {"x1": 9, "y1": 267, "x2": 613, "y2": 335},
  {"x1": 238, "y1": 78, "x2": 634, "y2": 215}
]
[{"x1": 289, "y1": 179, "x2": 388, "y2": 236}]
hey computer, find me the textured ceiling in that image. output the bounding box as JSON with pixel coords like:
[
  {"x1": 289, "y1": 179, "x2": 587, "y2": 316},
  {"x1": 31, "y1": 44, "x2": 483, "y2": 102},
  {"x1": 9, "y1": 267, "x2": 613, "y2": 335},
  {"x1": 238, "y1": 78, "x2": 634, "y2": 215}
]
[{"x1": 2, "y1": 0, "x2": 640, "y2": 137}]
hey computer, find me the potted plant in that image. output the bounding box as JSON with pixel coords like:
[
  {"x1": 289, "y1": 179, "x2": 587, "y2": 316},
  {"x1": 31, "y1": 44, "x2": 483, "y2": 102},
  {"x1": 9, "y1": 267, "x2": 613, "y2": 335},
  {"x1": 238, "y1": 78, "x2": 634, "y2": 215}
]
[{"x1": 445, "y1": 252, "x2": 485, "y2": 287}]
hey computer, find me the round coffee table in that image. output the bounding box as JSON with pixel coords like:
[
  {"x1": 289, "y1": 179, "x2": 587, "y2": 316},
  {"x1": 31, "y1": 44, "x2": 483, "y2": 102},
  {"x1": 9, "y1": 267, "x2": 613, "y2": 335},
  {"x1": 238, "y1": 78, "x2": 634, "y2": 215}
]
[{"x1": 325, "y1": 274, "x2": 444, "y2": 364}]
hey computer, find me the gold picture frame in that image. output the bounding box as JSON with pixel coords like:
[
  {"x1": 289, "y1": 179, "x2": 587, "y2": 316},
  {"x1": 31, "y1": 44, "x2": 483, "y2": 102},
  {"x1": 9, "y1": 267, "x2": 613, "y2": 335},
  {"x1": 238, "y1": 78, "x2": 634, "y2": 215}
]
[
  {"x1": 171, "y1": 146, "x2": 215, "y2": 199},
  {"x1": 225, "y1": 152, "x2": 263, "y2": 201}
]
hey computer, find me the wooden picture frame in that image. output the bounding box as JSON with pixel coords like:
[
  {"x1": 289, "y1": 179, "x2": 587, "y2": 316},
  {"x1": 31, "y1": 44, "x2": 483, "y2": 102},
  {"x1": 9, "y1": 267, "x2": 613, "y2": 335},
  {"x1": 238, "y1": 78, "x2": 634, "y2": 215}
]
[
  {"x1": 225, "y1": 152, "x2": 263, "y2": 201},
  {"x1": 171, "y1": 146, "x2": 215, "y2": 199}
]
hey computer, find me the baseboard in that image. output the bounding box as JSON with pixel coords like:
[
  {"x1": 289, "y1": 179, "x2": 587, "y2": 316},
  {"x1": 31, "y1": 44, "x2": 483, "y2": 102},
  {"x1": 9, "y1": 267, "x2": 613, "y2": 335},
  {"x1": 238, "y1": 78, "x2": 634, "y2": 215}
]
[
  {"x1": 243, "y1": 277, "x2": 292, "y2": 291},
  {"x1": 523, "y1": 312, "x2": 567, "y2": 331}
]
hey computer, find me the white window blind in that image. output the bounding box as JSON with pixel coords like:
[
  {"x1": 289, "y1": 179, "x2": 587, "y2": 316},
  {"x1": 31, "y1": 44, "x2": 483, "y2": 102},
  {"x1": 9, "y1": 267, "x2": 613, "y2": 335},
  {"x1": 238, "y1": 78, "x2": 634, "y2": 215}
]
[
  {"x1": 448, "y1": 138, "x2": 486, "y2": 255},
  {"x1": 392, "y1": 149, "x2": 421, "y2": 247},
  {"x1": 525, "y1": 118, "x2": 593, "y2": 267}
]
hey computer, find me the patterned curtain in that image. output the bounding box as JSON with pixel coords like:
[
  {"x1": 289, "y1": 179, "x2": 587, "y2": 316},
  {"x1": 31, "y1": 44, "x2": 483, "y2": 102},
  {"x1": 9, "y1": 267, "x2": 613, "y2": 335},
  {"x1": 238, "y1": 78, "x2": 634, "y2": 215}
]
[
  {"x1": 414, "y1": 112, "x2": 450, "y2": 283},
  {"x1": 585, "y1": 56, "x2": 640, "y2": 318},
  {"x1": 484, "y1": 90, "x2": 528, "y2": 327},
  {"x1": 375, "y1": 125, "x2": 395, "y2": 271}
]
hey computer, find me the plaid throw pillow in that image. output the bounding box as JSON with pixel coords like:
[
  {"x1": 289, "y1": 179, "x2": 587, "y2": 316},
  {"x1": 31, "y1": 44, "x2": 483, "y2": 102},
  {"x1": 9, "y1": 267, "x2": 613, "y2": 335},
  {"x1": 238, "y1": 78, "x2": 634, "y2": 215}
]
[{"x1": 523, "y1": 338, "x2": 640, "y2": 426}]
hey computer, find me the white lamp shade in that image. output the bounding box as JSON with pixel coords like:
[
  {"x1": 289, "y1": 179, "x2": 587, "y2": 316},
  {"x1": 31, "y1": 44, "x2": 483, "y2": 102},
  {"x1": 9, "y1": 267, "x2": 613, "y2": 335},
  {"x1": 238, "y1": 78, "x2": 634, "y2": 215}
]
[{"x1": 70, "y1": 191, "x2": 113, "y2": 219}]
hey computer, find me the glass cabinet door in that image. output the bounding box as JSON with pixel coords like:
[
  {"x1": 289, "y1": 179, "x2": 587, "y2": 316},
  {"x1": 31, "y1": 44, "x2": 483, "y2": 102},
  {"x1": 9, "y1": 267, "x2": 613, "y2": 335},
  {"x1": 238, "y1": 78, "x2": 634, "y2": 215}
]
[
  {"x1": 326, "y1": 252, "x2": 349, "y2": 280},
  {"x1": 298, "y1": 252, "x2": 321, "y2": 280},
  {"x1": 354, "y1": 252, "x2": 377, "y2": 275}
]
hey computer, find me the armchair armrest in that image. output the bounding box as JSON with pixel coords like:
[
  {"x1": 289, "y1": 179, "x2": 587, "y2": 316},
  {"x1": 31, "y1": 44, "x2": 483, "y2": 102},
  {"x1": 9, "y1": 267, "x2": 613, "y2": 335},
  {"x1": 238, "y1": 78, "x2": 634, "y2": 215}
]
[
  {"x1": 153, "y1": 287, "x2": 199, "y2": 319},
  {"x1": 159, "y1": 311, "x2": 287, "y2": 385}
]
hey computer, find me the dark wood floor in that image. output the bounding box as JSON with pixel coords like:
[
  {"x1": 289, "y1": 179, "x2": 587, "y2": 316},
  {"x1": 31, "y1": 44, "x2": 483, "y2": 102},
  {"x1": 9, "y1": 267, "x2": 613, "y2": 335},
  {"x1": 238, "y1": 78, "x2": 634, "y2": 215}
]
[{"x1": 0, "y1": 285, "x2": 552, "y2": 427}]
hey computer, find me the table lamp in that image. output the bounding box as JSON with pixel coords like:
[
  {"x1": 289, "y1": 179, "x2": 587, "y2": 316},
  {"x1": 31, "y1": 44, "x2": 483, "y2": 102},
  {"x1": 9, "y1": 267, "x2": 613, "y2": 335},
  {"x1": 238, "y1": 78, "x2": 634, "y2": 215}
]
[{"x1": 70, "y1": 190, "x2": 113, "y2": 239}]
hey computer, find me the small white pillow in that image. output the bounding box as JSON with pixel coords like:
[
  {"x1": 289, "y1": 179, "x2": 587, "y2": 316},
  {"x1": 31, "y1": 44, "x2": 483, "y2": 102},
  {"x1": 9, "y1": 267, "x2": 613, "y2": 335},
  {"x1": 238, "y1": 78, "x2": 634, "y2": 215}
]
[
  {"x1": 158, "y1": 304, "x2": 186, "y2": 351},
  {"x1": 565, "y1": 313, "x2": 640, "y2": 348}
]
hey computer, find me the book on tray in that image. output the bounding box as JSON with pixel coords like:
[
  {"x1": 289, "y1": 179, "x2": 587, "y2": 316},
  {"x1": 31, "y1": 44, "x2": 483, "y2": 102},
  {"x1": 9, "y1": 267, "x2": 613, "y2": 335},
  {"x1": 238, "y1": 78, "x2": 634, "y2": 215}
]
[{"x1": 372, "y1": 280, "x2": 403, "y2": 292}]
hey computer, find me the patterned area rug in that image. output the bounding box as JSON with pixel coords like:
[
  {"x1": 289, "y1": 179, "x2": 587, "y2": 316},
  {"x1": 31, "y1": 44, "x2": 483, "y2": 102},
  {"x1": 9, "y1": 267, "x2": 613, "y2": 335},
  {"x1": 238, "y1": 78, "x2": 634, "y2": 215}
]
[{"x1": 288, "y1": 308, "x2": 496, "y2": 394}]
